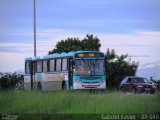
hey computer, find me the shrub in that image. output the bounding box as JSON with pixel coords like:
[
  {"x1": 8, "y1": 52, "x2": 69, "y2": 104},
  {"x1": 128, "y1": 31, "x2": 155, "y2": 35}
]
[
  {"x1": 0, "y1": 74, "x2": 24, "y2": 90},
  {"x1": 156, "y1": 80, "x2": 160, "y2": 91}
]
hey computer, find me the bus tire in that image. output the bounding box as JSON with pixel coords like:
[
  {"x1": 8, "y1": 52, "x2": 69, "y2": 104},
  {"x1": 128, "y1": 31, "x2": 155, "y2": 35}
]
[
  {"x1": 62, "y1": 81, "x2": 67, "y2": 90},
  {"x1": 37, "y1": 81, "x2": 42, "y2": 91}
]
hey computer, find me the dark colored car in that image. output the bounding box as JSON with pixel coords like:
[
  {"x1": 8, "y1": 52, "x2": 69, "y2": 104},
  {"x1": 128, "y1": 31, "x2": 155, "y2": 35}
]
[{"x1": 119, "y1": 76, "x2": 156, "y2": 94}]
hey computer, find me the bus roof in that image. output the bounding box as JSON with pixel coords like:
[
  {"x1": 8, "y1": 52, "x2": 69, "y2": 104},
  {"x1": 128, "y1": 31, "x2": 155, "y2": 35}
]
[{"x1": 25, "y1": 51, "x2": 104, "y2": 61}]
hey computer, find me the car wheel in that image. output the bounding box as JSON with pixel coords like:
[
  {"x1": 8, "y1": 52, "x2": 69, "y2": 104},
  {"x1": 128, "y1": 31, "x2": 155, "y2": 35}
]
[
  {"x1": 120, "y1": 87, "x2": 125, "y2": 93},
  {"x1": 132, "y1": 88, "x2": 137, "y2": 94}
]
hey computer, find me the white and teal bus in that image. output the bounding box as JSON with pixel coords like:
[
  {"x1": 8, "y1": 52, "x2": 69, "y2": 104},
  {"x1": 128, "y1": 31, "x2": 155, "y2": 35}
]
[{"x1": 24, "y1": 51, "x2": 106, "y2": 91}]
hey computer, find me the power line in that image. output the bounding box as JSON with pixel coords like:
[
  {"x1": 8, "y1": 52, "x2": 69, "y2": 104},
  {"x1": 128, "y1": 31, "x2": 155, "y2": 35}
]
[
  {"x1": 139, "y1": 61, "x2": 160, "y2": 66},
  {"x1": 128, "y1": 55, "x2": 149, "y2": 62}
]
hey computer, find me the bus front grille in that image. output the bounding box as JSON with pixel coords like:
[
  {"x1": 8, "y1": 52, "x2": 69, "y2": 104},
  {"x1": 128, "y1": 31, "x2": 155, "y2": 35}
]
[
  {"x1": 80, "y1": 77, "x2": 101, "y2": 80},
  {"x1": 83, "y1": 82, "x2": 98, "y2": 83},
  {"x1": 82, "y1": 84, "x2": 100, "y2": 88}
]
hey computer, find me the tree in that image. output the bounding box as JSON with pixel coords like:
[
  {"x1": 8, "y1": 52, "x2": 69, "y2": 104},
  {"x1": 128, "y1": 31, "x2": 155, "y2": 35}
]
[
  {"x1": 48, "y1": 34, "x2": 138, "y2": 89},
  {"x1": 82, "y1": 34, "x2": 101, "y2": 51},
  {"x1": 0, "y1": 73, "x2": 24, "y2": 90},
  {"x1": 48, "y1": 34, "x2": 101, "y2": 54},
  {"x1": 49, "y1": 37, "x2": 82, "y2": 54},
  {"x1": 105, "y1": 49, "x2": 138, "y2": 89}
]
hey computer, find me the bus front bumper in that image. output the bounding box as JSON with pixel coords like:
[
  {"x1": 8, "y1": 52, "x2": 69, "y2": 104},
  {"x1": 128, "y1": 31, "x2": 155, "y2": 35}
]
[{"x1": 73, "y1": 81, "x2": 106, "y2": 89}]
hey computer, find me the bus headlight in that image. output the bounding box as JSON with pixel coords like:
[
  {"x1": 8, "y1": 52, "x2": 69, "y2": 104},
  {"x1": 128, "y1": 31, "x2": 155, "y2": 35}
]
[
  {"x1": 74, "y1": 80, "x2": 81, "y2": 84},
  {"x1": 75, "y1": 80, "x2": 78, "y2": 83},
  {"x1": 74, "y1": 80, "x2": 83, "y2": 89},
  {"x1": 100, "y1": 80, "x2": 105, "y2": 84},
  {"x1": 99, "y1": 80, "x2": 106, "y2": 88}
]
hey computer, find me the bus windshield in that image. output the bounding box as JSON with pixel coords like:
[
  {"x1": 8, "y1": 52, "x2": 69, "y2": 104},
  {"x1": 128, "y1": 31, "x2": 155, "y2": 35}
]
[{"x1": 75, "y1": 60, "x2": 104, "y2": 76}]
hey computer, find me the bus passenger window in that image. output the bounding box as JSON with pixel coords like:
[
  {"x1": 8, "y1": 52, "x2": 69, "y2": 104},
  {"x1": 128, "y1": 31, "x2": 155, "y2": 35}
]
[
  {"x1": 62, "y1": 59, "x2": 68, "y2": 71},
  {"x1": 56, "y1": 59, "x2": 61, "y2": 71},
  {"x1": 47, "y1": 60, "x2": 50, "y2": 71},
  {"x1": 37, "y1": 61, "x2": 42, "y2": 72},
  {"x1": 25, "y1": 62, "x2": 30, "y2": 74},
  {"x1": 43, "y1": 60, "x2": 48, "y2": 72},
  {"x1": 50, "y1": 59, "x2": 55, "y2": 71}
]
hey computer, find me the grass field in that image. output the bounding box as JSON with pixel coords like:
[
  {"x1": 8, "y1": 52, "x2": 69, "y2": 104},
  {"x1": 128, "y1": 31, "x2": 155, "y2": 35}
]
[{"x1": 0, "y1": 90, "x2": 160, "y2": 115}]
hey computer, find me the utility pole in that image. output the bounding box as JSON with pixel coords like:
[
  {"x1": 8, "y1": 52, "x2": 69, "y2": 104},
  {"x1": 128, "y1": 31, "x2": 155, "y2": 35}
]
[{"x1": 34, "y1": 0, "x2": 36, "y2": 57}]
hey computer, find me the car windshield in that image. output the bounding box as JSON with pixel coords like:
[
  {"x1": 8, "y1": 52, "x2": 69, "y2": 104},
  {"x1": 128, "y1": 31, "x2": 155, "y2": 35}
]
[
  {"x1": 75, "y1": 60, "x2": 104, "y2": 76},
  {"x1": 132, "y1": 77, "x2": 150, "y2": 83}
]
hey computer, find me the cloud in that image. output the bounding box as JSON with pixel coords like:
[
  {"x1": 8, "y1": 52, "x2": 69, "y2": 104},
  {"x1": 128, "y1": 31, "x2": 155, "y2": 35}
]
[
  {"x1": 99, "y1": 31, "x2": 160, "y2": 65},
  {"x1": 1, "y1": 29, "x2": 160, "y2": 55},
  {"x1": 0, "y1": 29, "x2": 160, "y2": 72},
  {"x1": 1, "y1": 0, "x2": 160, "y2": 72},
  {"x1": 37, "y1": 0, "x2": 160, "y2": 34},
  {"x1": 136, "y1": 64, "x2": 160, "y2": 80}
]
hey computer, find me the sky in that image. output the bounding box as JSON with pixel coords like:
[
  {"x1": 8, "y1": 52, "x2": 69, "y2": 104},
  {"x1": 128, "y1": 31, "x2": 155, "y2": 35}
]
[{"x1": 0, "y1": 0, "x2": 160, "y2": 75}]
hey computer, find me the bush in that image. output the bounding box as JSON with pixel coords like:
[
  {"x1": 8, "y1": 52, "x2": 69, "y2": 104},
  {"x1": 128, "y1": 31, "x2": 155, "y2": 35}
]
[
  {"x1": 0, "y1": 74, "x2": 24, "y2": 90},
  {"x1": 156, "y1": 80, "x2": 160, "y2": 91}
]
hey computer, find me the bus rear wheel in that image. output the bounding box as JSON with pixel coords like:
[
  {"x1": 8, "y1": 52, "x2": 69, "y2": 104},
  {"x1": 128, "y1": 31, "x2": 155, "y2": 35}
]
[
  {"x1": 37, "y1": 82, "x2": 42, "y2": 91},
  {"x1": 62, "y1": 81, "x2": 67, "y2": 90}
]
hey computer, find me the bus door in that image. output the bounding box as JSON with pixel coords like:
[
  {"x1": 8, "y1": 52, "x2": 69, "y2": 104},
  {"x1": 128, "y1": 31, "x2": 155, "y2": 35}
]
[
  {"x1": 68, "y1": 58, "x2": 74, "y2": 89},
  {"x1": 30, "y1": 61, "x2": 36, "y2": 90}
]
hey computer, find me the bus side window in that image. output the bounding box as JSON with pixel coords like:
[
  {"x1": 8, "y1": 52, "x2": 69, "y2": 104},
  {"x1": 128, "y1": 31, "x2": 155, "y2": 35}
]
[
  {"x1": 47, "y1": 60, "x2": 50, "y2": 72},
  {"x1": 25, "y1": 62, "x2": 30, "y2": 74},
  {"x1": 62, "y1": 58, "x2": 68, "y2": 71},
  {"x1": 37, "y1": 61, "x2": 42, "y2": 73},
  {"x1": 50, "y1": 59, "x2": 55, "y2": 72},
  {"x1": 43, "y1": 60, "x2": 48, "y2": 72},
  {"x1": 56, "y1": 59, "x2": 61, "y2": 71}
]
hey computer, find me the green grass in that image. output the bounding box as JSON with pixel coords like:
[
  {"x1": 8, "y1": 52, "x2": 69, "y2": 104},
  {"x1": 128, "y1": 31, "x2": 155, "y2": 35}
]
[{"x1": 0, "y1": 90, "x2": 160, "y2": 114}]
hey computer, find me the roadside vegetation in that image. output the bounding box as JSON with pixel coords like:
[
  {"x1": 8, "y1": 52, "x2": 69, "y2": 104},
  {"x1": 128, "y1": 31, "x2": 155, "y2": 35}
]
[
  {"x1": 0, "y1": 91, "x2": 159, "y2": 114},
  {"x1": 0, "y1": 73, "x2": 23, "y2": 90}
]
